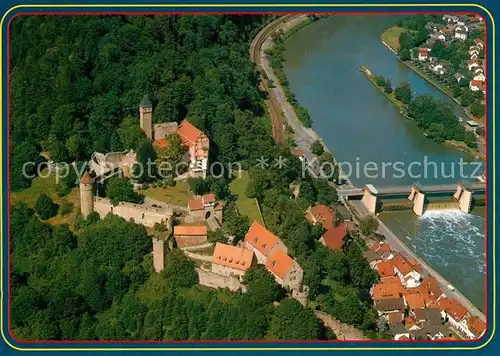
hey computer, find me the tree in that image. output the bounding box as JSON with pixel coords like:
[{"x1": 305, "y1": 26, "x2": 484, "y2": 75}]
[
  {"x1": 359, "y1": 215, "x2": 379, "y2": 236},
  {"x1": 452, "y1": 85, "x2": 462, "y2": 98},
  {"x1": 394, "y1": 82, "x2": 412, "y2": 104},
  {"x1": 188, "y1": 177, "x2": 208, "y2": 195},
  {"x1": 266, "y1": 299, "x2": 322, "y2": 340},
  {"x1": 384, "y1": 79, "x2": 392, "y2": 94},
  {"x1": 399, "y1": 48, "x2": 410, "y2": 61},
  {"x1": 470, "y1": 102, "x2": 485, "y2": 117},
  {"x1": 34, "y1": 193, "x2": 57, "y2": 220},
  {"x1": 244, "y1": 265, "x2": 284, "y2": 304},
  {"x1": 375, "y1": 76, "x2": 386, "y2": 87},
  {"x1": 310, "y1": 140, "x2": 324, "y2": 156},
  {"x1": 163, "y1": 249, "x2": 198, "y2": 290},
  {"x1": 118, "y1": 115, "x2": 145, "y2": 150},
  {"x1": 106, "y1": 177, "x2": 140, "y2": 205},
  {"x1": 460, "y1": 90, "x2": 474, "y2": 107},
  {"x1": 298, "y1": 181, "x2": 316, "y2": 204},
  {"x1": 156, "y1": 133, "x2": 187, "y2": 166},
  {"x1": 476, "y1": 126, "x2": 485, "y2": 137},
  {"x1": 133, "y1": 139, "x2": 157, "y2": 183}
]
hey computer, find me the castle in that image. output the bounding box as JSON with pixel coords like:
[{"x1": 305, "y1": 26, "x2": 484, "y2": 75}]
[{"x1": 139, "y1": 94, "x2": 210, "y2": 178}]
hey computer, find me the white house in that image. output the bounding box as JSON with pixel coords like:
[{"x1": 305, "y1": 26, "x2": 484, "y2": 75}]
[
  {"x1": 429, "y1": 63, "x2": 446, "y2": 75},
  {"x1": 457, "y1": 16, "x2": 469, "y2": 26},
  {"x1": 454, "y1": 73, "x2": 464, "y2": 82},
  {"x1": 469, "y1": 46, "x2": 480, "y2": 57},
  {"x1": 473, "y1": 72, "x2": 485, "y2": 82},
  {"x1": 455, "y1": 26, "x2": 468, "y2": 41},
  {"x1": 475, "y1": 38, "x2": 484, "y2": 50},
  {"x1": 439, "y1": 298, "x2": 470, "y2": 336},
  {"x1": 443, "y1": 15, "x2": 458, "y2": 23},
  {"x1": 469, "y1": 80, "x2": 484, "y2": 92},
  {"x1": 418, "y1": 48, "x2": 430, "y2": 61},
  {"x1": 468, "y1": 59, "x2": 480, "y2": 71}
]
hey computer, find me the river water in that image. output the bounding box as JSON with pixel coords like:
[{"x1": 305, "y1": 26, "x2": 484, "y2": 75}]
[{"x1": 283, "y1": 15, "x2": 486, "y2": 311}]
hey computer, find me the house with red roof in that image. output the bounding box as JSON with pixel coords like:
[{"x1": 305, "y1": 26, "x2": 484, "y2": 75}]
[
  {"x1": 319, "y1": 223, "x2": 348, "y2": 251},
  {"x1": 390, "y1": 254, "x2": 421, "y2": 288},
  {"x1": 174, "y1": 225, "x2": 207, "y2": 248},
  {"x1": 211, "y1": 243, "x2": 255, "y2": 279},
  {"x1": 376, "y1": 260, "x2": 396, "y2": 279},
  {"x1": 371, "y1": 283, "x2": 404, "y2": 301},
  {"x1": 305, "y1": 205, "x2": 335, "y2": 230},
  {"x1": 439, "y1": 298, "x2": 470, "y2": 335},
  {"x1": 187, "y1": 193, "x2": 223, "y2": 224},
  {"x1": 266, "y1": 248, "x2": 303, "y2": 290},
  {"x1": 244, "y1": 221, "x2": 288, "y2": 264},
  {"x1": 418, "y1": 48, "x2": 430, "y2": 61},
  {"x1": 139, "y1": 94, "x2": 210, "y2": 178},
  {"x1": 465, "y1": 316, "x2": 486, "y2": 339},
  {"x1": 469, "y1": 79, "x2": 485, "y2": 92}
]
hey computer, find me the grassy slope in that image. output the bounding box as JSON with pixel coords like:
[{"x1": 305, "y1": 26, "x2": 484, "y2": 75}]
[{"x1": 229, "y1": 171, "x2": 264, "y2": 225}]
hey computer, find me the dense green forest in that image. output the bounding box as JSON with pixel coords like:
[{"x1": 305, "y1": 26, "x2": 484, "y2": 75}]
[
  {"x1": 11, "y1": 203, "x2": 334, "y2": 340},
  {"x1": 10, "y1": 15, "x2": 383, "y2": 341},
  {"x1": 10, "y1": 15, "x2": 276, "y2": 190}
]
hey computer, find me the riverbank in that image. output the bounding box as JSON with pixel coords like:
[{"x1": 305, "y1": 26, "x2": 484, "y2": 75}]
[
  {"x1": 255, "y1": 15, "x2": 353, "y2": 187},
  {"x1": 380, "y1": 26, "x2": 485, "y2": 127},
  {"x1": 360, "y1": 65, "x2": 483, "y2": 160}
]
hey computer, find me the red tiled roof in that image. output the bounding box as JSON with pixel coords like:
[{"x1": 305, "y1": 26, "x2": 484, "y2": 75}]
[
  {"x1": 291, "y1": 149, "x2": 305, "y2": 157},
  {"x1": 468, "y1": 59, "x2": 479, "y2": 65},
  {"x1": 405, "y1": 316, "x2": 417, "y2": 329},
  {"x1": 203, "y1": 193, "x2": 216, "y2": 203},
  {"x1": 245, "y1": 221, "x2": 280, "y2": 257},
  {"x1": 439, "y1": 298, "x2": 468, "y2": 322},
  {"x1": 80, "y1": 173, "x2": 94, "y2": 184},
  {"x1": 468, "y1": 317, "x2": 486, "y2": 337},
  {"x1": 306, "y1": 205, "x2": 335, "y2": 229},
  {"x1": 177, "y1": 119, "x2": 203, "y2": 145},
  {"x1": 212, "y1": 243, "x2": 254, "y2": 271},
  {"x1": 388, "y1": 312, "x2": 404, "y2": 325},
  {"x1": 266, "y1": 248, "x2": 294, "y2": 279},
  {"x1": 392, "y1": 254, "x2": 414, "y2": 276},
  {"x1": 321, "y1": 223, "x2": 347, "y2": 250},
  {"x1": 372, "y1": 283, "x2": 404, "y2": 300},
  {"x1": 188, "y1": 197, "x2": 204, "y2": 211},
  {"x1": 376, "y1": 243, "x2": 392, "y2": 254},
  {"x1": 215, "y1": 200, "x2": 224, "y2": 211},
  {"x1": 471, "y1": 79, "x2": 483, "y2": 87},
  {"x1": 404, "y1": 292, "x2": 426, "y2": 310},
  {"x1": 382, "y1": 276, "x2": 402, "y2": 285},
  {"x1": 174, "y1": 225, "x2": 207, "y2": 236},
  {"x1": 153, "y1": 139, "x2": 169, "y2": 148},
  {"x1": 377, "y1": 260, "x2": 396, "y2": 279}
]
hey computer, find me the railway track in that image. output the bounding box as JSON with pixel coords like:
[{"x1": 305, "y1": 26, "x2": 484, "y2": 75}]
[{"x1": 250, "y1": 15, "x2": 298, "y2": 143}]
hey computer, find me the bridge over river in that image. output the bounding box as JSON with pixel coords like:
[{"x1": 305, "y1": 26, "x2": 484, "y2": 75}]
[{"x1": 338, "y1": 182, "x2": 486, "y2": 198}]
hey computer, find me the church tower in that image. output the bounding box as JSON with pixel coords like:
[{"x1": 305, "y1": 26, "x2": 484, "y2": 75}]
[
  {"x1": 79, "y1": 173, "x2": 94, "y2": 218},
  {"x1": 152, "y1": 238, "x2": 165, "y2": 273},
  {"x1": 139, "y1": 94, "x2": 153, "y2": 140}
]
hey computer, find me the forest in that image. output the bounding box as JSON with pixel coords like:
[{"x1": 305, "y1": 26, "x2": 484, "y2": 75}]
[{"x1": 10, "y1": 14, "x2": 384, "y2": 341}]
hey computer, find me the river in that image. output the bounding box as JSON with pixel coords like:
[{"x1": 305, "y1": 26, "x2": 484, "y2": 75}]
[{"x1": 282, "y1": 15, "x2": 486, "y2": 311}]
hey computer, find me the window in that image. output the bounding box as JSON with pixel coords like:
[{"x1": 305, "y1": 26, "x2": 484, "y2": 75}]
[
  {"x1": 254, "y1": 237, "x2": 259, "y2": 243},
  {"x1": 272, "y1": 261, "x2": 276, "y2": 266},
  {"x1": 262, "y1": 243, "x2": 267, "y2": 249}
]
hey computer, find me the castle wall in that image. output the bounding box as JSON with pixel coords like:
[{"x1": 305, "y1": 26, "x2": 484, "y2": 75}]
[
  {"x1": 94, "y1": 197, "x2": 172, "y2": 227},
  {"x1": 211, "y1": 263, "x2": 246, "y2": 280},
  {"x1": 196, "y1": 268, "x2": 247, "y2": 293},
  {"x1": 283, "y1": 261, "x2": 304, "y2": 291},
  {"x1": 153, "y1": 122, "x2": 178, "y2": 141}
]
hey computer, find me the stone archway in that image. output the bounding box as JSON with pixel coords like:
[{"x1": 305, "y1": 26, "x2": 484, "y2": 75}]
[{"x1": 205, "y1": 211, "x2": 212, "y2": 219}]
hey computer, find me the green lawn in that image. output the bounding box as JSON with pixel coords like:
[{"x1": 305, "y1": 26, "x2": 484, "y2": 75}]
[
  {"x1": 142, "y1": 180, "x2": 193, "y2": 205},
  {"x1": 380, "y1": 26, "x2": 406, "y2": 52},
  {"x1": 229, "y1": 171, "x2": 264, "y2": 225},
  {"x1": 11, "y1": 169, "x2": 80, "y2": 228}
]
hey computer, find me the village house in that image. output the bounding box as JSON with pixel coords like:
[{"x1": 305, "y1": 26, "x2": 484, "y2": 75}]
[
  {"x1": 390, "y1": 324, "x2": 411, "y2": 341},
  {"x1": 418, "y1": 48, "x2": 430, "y2": 61},
  {"x1": 465, "y1": 316, "x2": 487, "y2": 339},
  {"x1": 442, "y1": 14, "x2": 459, "y2": 24},
  {"x1": 265, "y1": 248, "x2": 304, "y2": 291},
  {"x1": 468, "y1": 59, "x2": 480, "y2": 71},
  {"x1": 412, "y1": 307, "x2": 443, "y2": 326},
  {"x1": 416, "y1": 276, "x2": 446, "y2": 305},
  {"x1": 305, "y1": 204, "x2": 335, "y2": 229},
  {"x1": 454, "y1": 26, "x2": 468, "y2": 40},
  {"x1": 376, "y1": 260, "x2": 397, "y2": 279},
  {"x1": 472, "y1": 68, "x2": 485, "y2": 81},
  {"x1": 475, "y1": 38, "x2": 484, "y2": 49},
  {"x1": 291, "y1": 149, "x2": 305, "y2": 162},
  {"x1": 439, "y1": 298, "x2": 470, "y2": 335},
  {"x1": 429, "y1": 63, "x2": 447, "y2": 75},
  {"x1": 403, "y1": 291, "x2": 427, "y2": 311},
  {"x1": 243, "y1": 221, "x2": 288, "y2": 264},
  {"x1": 457, "y1": 16, "x2": 469, "y2": 26},
  {"x1": 363, "y1": 249, "x2": 383, "y2": 269},
  {"x1": 211, "y1": 242, "x2": 255, "y2": 280},
  {"x1": 387, "y1": 312, "x2": 405, "y2": 326},
  {"x1": 174, "y1": 225, "x2": 207, "y2": 248},
  {"x1": 319, "y1": 223, "x2": 348, "y2": 251},
  {"x1": 139, "y1": 94, "x2": 210, "y2": 178},
  {"x1": 469, "y1": 79, "x2": 484, "y2": 92},
  {"x1": 187, "y1": 193, "x2": 223, "y2": 223},
  {"x1": 454, "y1": 73, "x2": 465, "y2": 83},
  {"x1": 371, "y1": 282, "x2": 404, "y2": 301},
  {"x1": 375, "y1": 297, "x2": 406, "y2": 317},
  {"x1": 390, "y1": 254, "x2": 421, "y2": 288}
]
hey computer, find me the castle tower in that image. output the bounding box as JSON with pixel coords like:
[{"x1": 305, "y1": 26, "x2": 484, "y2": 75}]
[
  {"x1": 408, "y1": 182, "x2": 426, "y2": 216},
  {"x1": 362, "y1": 184, "x2": 378, "y2": 214},
  {"x1": 152, "y1": 238, "x2": 165, "y2": 273},
  {"x1": 79, "y1": 173, "x2": 94, "y2": 218},
  {"x1": 139, "y1": 94, "x2": 153, "y2": 140}
]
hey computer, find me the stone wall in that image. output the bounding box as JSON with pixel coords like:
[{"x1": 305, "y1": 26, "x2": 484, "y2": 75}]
[
  {"x1": 211, "y1": 263, "x2": 246, "y2": 280},
  {"x1": 175, "y1": 235, "x2": 207, "y2": 248},
  {"x1": 196, "y1": 268, "x2": 247, "y2": 293},
  {"x1": 94, "y1": 197, "x2": 172, "y2": 227}
]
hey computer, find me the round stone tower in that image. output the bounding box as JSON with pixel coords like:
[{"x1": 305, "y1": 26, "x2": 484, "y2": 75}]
[{"x1": 80, "y1": 173, "x2": 94, "y2": 218}]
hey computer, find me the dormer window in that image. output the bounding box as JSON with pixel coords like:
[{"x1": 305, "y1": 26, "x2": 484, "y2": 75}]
[
  {"x1": 262, "y1": 244, "x2": 267, "y2": 249},
  {"x1": 254, "y1": 237, "x2": 259, "y2": 243},
  {"x1": 272, "y1": 261, "x2": 276, "y2": 266}
]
